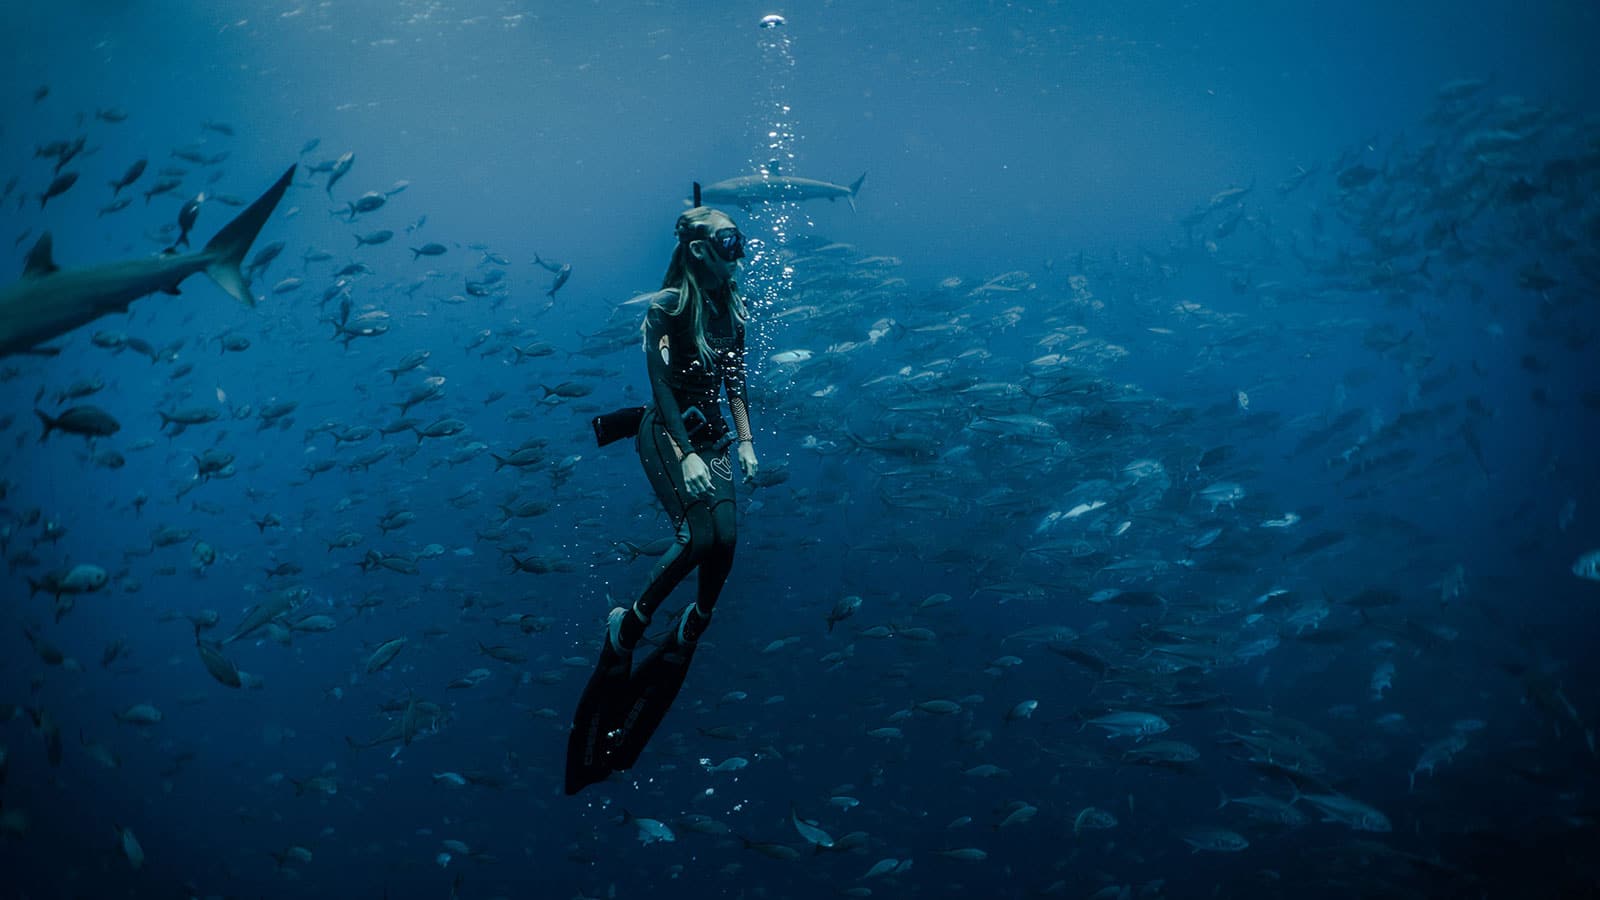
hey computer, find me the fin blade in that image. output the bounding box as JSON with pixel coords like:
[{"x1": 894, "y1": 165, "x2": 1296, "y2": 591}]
[
  {"x1": 604, "y1": 639, "x2": 697, "y2": 771},
  {"x1": 564, "y1": 645, "x2": 633, "y2": 795}
]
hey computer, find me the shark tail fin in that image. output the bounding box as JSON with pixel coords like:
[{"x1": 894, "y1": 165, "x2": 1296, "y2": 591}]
[
  {"x1": 846, "y1": 172, "x2": 867, "y2": 211},
  {"x1": 201, "y1": 164, "x2": 296, "y2": 308}
]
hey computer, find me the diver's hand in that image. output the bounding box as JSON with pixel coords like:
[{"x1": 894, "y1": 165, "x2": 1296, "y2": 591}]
[
  {"x1": 682, "y1": 452, "x2": 713, "y2": 495},
  {"x1": 737, "y1": 440, "x2": 758, "y2": 484}
]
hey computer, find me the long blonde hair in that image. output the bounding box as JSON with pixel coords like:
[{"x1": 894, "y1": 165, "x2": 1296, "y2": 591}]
[{"x1": 640, "y1": 206, "x2": 748, "y2": 366}]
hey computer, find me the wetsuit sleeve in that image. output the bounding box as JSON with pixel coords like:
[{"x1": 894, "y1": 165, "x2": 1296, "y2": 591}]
[
  {"x1": 644, "y1": 305, "x2": 697, "y2": 453},
  {"x1": 726, "y1": 321, "x2": 753, "y2": 443}
]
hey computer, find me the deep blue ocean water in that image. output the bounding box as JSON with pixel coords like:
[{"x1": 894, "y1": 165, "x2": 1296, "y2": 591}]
[{"x1": 1, "y1": 2, "x2": 1597, "y2": 898}]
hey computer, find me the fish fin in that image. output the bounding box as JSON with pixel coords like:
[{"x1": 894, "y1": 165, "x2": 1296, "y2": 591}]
[
  {"x1": 202, "y1": 164, "x2": 296, "y2": 308},
  {"x1": 848, "y1": 171, "x2": 868, "y2": 210},
  {"x1": 22, "y1": 233, "x2": 58, "y2": 278}
]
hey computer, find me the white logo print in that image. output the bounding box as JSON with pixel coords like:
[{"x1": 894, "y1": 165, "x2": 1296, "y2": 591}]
[{"x1": 710, "y1": 455, "x2": 733, "y2": 482}]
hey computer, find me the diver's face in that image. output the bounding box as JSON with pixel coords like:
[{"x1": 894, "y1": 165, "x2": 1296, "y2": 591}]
[{"x1": 690, "y1": 214, "x2": 741, "y2": 282}]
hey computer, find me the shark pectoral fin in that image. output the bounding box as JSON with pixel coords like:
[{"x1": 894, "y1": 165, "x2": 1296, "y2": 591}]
[{"x1": 23, "y1": 233, "x2": 59, "y2": 278}]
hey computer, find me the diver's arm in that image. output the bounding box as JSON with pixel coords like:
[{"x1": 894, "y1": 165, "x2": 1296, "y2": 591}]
[
  {"x1": 728, "y1": 323, "x2": 758, "y2": 482},
  {"x1": 644, "y1": 306, "x2": 696, "y2": 454},
  {"x1": 726, "y1": 324, "x2": 754, "y2": 444}
]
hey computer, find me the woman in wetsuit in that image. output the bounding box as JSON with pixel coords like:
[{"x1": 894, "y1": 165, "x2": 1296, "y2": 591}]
[{"x1": 566, "y1": 205, "x2": 758, "y2": 793}]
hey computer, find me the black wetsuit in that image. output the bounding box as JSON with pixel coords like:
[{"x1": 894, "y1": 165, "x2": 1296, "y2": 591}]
[
  {"x1": 629, "y1": 287, "x2": 751, "y2": 640},
  {"x1": 563, "y1": 284, "x2": 754, "y2": 792}
]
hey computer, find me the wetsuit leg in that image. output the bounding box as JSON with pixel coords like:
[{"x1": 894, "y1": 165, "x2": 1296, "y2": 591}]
[
  {"x1": 682, "y1": 492, "x2": 737, "y2": 641},
  {"x1": 567, "y1": 411, "x2": 701, "y2": 793},
  {"x1": 620, "y1": 408, "x2": 724, "y2": 642},
  {"x1": 605, "y1": 412, "x2": 739, "y2": 769}
]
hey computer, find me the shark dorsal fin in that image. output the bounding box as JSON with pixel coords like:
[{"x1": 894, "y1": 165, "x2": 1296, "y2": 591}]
[{"x1": 23, "y1": 233, "x2": 59, "y2": 278}]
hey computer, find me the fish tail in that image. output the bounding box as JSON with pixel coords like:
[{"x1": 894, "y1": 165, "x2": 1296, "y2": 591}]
[
  {"x1": 201, "y1": 164, "x2": 296, "y2": 308},
  {"x1": 846, "y1": 172, "x2": 867, "y2": 211},
  {"x1": 33, "y1": 409, "x2": 55, "y2": 442}
]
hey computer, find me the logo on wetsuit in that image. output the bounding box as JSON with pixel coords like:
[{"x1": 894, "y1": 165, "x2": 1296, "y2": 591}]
[{"x1": 710, "y1": 454, "x2": 733, "y2": 482}]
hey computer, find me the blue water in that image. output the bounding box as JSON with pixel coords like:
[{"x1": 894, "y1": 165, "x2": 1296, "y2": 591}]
[{"x1": 2, "y1": 2, "x2": 1598, "y2": 898}]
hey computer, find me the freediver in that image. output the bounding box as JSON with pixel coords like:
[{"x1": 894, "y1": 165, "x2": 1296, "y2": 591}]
[{"x1": 565, "y1": 203, "x2": 758, "y2": 794}]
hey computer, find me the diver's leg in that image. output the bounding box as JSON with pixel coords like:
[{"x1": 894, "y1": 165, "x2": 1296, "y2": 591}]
[
  {"x1": 602, "y1": 508, "x2": 716, "y2": 771},
  {"x1": 607, "y1": 450, "x2": 739, "y2": 769},
  {"x1": 681, "y1": 478, "x2": 739, "y2": 642},
  {"x1": 619, "y1": 519, "x2": 700, "y2": 646},
  {"x1": 615, "y1": 409, "x2": 709, "y2": 647},
  {"x1": 567, "y1": 409, "x2": 699, "y2": 792}
]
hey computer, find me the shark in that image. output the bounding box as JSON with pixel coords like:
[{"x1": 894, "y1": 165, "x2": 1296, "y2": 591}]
[
  {"x1": 0, "y1": 163, "x2": 297, "y2": 359},
  {"x1": 697, "y1": 164, "x2": 867, "y2": 211}
]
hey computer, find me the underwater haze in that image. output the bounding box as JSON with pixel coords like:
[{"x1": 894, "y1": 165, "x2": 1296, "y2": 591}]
[{"x1": 2, "y1": 1, "x2": 1599, "y2": 898}]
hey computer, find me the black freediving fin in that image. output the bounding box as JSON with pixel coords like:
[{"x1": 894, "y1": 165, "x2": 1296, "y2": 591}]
[
  {"x1": 604, "y1": 634, "x2": 699, "y2": 772},
  {"x1": 564, "y1": 638, "x2": 633, "y2": 795}
]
